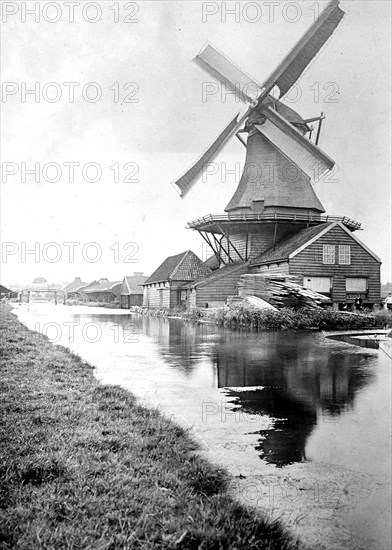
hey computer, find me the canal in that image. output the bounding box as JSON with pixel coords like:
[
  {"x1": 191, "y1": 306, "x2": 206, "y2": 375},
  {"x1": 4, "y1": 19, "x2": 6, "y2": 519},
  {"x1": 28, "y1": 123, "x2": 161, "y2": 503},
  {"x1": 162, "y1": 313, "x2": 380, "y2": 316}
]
[{"x1": 14, "y1": 304, "x2": 391, "y2": 550}]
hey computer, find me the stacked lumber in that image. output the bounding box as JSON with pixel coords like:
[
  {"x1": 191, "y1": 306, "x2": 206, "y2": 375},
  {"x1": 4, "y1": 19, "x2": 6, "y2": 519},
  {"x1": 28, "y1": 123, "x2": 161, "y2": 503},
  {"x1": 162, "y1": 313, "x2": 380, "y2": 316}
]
[
  {"x1": 238, "y1": 273, "x2": 329, "y2": 309},
  {"x1": 267, "y1": 279, "x2": 330, "y2": 309}
]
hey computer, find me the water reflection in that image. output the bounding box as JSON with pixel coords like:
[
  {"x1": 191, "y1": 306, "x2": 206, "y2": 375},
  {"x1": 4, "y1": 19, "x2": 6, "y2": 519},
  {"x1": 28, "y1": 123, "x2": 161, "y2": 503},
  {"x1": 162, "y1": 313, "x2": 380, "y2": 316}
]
[
  {"x1": 213, "y1": 334, "x2": 375, "y2": 466},
  {"x1": 16, "y1": 306, "x2": 383, "y2": 470},
  {"x1": 98, "y1": 314, "x2": 377, "y2": 468}
]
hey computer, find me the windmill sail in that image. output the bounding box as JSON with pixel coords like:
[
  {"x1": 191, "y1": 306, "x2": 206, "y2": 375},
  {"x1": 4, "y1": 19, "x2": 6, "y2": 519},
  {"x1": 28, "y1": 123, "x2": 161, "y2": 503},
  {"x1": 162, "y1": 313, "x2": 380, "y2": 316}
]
[
  {"x1": 172, "y1": 110, "x2": 249, "y2": 197},
  {"x1": 194, "y1": 44, "x2": 261, "y2": 103},
  {"x1": 257, "y1": 0, "x2": 345, "y2": 102},
  {"x1": 254, "y1": 107, "x2": 335, "y2": 181},
  {"x1": 172, "y1": 0, "x2": 344, "y2": 198}
]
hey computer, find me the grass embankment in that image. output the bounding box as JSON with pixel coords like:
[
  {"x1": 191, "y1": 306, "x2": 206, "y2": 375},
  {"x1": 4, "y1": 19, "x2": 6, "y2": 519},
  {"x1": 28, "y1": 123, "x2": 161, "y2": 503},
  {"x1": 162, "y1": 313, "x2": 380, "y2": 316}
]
[
  {"x1": 130, "y1": 304, "x2": 392, "y2": 331},
  {"x1": 0, "y1": 305, "x2": 299, "y2": 550}
]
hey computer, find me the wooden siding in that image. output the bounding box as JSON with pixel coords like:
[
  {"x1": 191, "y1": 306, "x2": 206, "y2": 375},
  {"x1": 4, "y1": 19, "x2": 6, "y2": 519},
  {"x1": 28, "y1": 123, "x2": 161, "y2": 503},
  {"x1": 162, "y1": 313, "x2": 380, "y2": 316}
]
[
  {"x1": 143, "y1": 284, "x2": 170, "y2": 309},
  {"x1": 143, "y1": 282, "x2": 190, "y2": 309},
  {"x1": 252, "y1": 262, "x2": 290, "y2": 276},
  {"x1": 120, "y1": 294, "x2": 143, "y2": 308},
  {"x1": 195, "y1": 265, "x2": 249, "y2": 307},
  {"x1": 289, "y1": 225, "x2": 381, "y2": 303}
]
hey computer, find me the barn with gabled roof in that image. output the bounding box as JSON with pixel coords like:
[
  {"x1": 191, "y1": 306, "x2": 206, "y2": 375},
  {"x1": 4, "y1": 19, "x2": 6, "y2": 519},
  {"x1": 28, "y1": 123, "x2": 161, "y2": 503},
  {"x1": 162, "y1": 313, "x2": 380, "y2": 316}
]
[
  {"x1": 244, "y1": 222, "x2": 381, "y2": 309},
  {"x1": 120, "y1": 273, "x2": 148, "y2": 308},
  {"x1": 143, "y1": 250, "x2": 211, "y2": 309}
]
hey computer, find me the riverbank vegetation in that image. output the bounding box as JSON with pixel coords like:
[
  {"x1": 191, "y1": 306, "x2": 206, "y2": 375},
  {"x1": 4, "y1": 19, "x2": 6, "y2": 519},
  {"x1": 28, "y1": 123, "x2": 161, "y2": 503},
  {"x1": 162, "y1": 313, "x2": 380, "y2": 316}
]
[
  {"x1": 65, "y1": 299, "x2": 120, "y2": 308},
  {"x1": 0, "y1": 305, "x2": 299, "y2": 550},
  {"x1": 130, "y1": 304, "x2": 392, "y2": 331}
]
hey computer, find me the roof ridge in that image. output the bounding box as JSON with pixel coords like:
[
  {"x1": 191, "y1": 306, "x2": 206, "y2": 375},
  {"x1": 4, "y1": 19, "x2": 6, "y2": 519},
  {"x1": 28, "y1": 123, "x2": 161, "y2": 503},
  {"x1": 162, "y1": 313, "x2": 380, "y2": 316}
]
[{"x1": 170, "y1": 250, "x2": 191, "y2": 281}]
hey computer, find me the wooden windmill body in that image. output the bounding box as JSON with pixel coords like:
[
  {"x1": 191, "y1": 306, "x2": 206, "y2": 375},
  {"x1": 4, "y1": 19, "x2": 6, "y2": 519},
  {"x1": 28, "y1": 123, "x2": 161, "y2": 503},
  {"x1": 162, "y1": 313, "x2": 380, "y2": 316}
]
[{"x1": 173, "y1": 0, "x2": 361, "y2": 268}]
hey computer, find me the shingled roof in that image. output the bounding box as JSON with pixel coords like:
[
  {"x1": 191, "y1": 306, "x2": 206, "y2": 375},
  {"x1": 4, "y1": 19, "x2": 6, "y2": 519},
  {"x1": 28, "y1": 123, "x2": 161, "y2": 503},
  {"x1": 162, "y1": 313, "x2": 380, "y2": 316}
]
[
  {"x1": 122, "y1": 273, "x2": 148, "y2": 294},
  {"x1": 251, "y1": 223, "x2": 334, "y2": 266},
  {"x1": 144, "y1": 251, "x2": 211, "y2": 285},
  {"x1": 225, "y1": 130, "x2": 325, "y2": 213},
  {"x1": 64, "y1": 277, "x2": 87, "y2": 293},
  {"x1": 189, "y1": 262, "x2": 249, "y2": 288},
  {"x1": 83, "y1": 278, "x2": 122, "y2": 294}
]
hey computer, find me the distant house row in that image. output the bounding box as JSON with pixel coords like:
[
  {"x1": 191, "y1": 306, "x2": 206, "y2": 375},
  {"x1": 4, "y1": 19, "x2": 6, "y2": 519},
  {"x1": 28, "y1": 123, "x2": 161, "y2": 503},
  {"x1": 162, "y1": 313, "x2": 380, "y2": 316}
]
[{"x1": 64, "y1": 273, "x2": 148, "y2": 308}]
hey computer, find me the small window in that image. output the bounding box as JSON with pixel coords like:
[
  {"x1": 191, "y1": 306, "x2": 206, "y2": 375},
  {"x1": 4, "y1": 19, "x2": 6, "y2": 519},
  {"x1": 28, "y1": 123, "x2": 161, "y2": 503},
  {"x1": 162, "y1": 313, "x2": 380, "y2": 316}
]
[
  {"x1": 323, "y1": 245, "x2": 335, "y2": 264},
  {"x1": 346, "y1": 278, "x2": 367, "y2": 292},
  {"x1": 339, "y1": 245, "x2": 351, "y2": 264}
]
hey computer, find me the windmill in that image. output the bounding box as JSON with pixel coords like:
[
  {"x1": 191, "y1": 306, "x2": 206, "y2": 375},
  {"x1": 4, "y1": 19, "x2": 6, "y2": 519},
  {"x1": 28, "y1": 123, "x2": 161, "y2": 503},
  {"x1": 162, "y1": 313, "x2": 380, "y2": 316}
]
[{"x1": 172, "y1": 0, "x2": 360, "y2": 267}]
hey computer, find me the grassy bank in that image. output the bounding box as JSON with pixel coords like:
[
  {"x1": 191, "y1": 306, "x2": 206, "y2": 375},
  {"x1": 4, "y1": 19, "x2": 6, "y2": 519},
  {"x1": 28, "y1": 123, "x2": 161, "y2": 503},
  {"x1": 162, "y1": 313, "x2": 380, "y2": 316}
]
[
  {"x1": 130, "y1": 304, "x2": 392, "y2": 331},
  {"x1": 65, "y1": 299, "x2": 120, "y2": 309},
  {"x1": 0, "y1": 305, "x2": 299, "y2": 550}
]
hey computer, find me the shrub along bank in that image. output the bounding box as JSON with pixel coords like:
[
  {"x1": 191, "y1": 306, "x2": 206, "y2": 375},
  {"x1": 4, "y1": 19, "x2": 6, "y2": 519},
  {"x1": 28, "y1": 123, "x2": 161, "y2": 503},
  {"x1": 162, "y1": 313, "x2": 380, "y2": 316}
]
[
  {"x1": 130, "y1": 304, "x2": 391, "y2": 331},
  {"x1": 0, "y1": 305, "x2": 299, "y2": 550}
]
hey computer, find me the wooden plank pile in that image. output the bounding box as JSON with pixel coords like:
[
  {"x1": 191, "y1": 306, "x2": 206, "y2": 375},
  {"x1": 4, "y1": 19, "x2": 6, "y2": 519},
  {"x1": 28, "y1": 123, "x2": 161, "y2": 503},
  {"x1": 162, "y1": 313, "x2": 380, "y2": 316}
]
[
  {"x1": 238, "y1": 273, "x2": 330, "y2": 309},
  {"x1": 267, "y1": 278, "x2": 330, "y2": 309}
]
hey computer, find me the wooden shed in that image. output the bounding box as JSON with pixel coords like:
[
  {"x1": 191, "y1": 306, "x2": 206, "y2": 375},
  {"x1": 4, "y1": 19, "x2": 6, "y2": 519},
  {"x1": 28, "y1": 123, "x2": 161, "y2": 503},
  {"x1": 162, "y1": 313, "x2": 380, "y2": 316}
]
[
  {"x1": 189, "y1": 263, "x2": 250, "y2": 308},
  {"x1": 249, "y1": 222, "x2": 381, "y2": 309},
  {"x1": 120, "y1": 273, "x2": 148, "y2": 308},
  {"x1": 143, "y1": 250, "x2": 211, "y2": 309}
]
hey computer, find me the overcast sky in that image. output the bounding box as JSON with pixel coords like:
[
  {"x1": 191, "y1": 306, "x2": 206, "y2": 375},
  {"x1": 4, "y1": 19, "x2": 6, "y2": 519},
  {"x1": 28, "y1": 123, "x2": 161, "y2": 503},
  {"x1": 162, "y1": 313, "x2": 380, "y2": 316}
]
[{"x1": 1, "y1": 0, "x2": 391, "y2": 286}]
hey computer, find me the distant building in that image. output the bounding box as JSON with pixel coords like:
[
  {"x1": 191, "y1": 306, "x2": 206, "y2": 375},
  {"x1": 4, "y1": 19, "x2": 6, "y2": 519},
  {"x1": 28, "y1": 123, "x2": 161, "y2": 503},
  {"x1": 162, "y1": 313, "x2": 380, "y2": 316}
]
[
  {"x1": 143, "y1": 250, "x2": 211, "y2": 309},
  {"x1": 64, "y1": 277, "x2": 88, "y2": 300},
  {"x1": 0, "y1": 285, "x2": 17, "y2": 299},
  {"x1": 120, "y1": 273, "x2": 148, "y2": 308},
  {"x1": 82, "y1": 278, "x2": 122, "y2": 304}
]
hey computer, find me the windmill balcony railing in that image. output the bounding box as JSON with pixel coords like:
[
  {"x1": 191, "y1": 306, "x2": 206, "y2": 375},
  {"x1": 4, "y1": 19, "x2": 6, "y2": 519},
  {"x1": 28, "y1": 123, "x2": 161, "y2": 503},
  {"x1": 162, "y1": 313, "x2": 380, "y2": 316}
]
[{"x1": 187, "y1": 212, "x2": 362, "y2": 231}]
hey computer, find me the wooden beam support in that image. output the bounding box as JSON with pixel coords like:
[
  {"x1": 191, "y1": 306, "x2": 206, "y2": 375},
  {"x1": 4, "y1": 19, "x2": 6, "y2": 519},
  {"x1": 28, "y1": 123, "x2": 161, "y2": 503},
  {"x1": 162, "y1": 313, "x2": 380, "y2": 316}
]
[
  {"x1": 197, "y1": 230, "x2": 222, "y2": 265},
  {"x1": 211, "y1": 232, "x2": 230, "y2": 264},
  {"x1": 217, "y1": 224, "x2": 245, "y2": 263}
]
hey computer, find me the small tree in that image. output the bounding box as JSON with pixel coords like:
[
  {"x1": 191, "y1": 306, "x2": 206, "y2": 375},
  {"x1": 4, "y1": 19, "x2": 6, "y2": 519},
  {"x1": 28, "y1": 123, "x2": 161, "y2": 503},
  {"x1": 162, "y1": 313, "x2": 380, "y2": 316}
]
[{"x1": 32, "y1": 277, "x2": 47, "y2": 284}]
